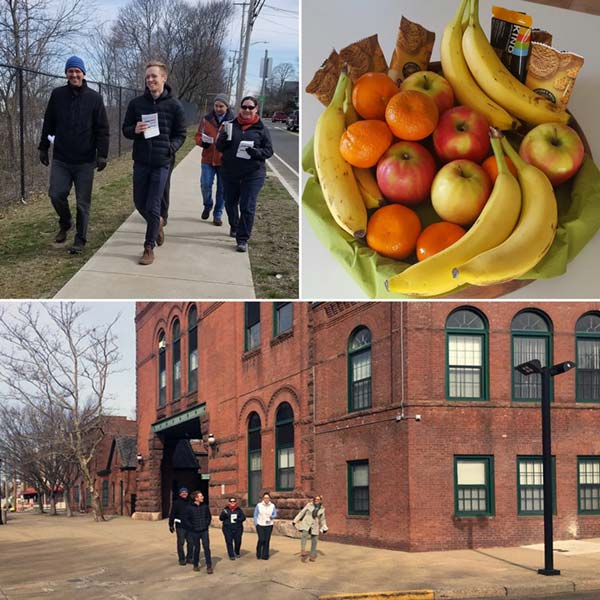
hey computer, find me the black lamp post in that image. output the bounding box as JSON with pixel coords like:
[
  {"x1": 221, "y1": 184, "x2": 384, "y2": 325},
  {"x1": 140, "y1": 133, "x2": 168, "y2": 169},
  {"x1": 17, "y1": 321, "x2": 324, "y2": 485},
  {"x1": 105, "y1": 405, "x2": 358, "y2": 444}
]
[{"x1": 515, "y1": 358, "x2": 575, "y2": 576}]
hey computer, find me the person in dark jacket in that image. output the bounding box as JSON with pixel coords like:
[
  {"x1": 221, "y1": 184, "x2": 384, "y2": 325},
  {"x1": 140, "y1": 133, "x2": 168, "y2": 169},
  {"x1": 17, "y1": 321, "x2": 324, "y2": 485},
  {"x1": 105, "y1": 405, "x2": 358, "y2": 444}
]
[
  {"x1": 184, "y1": 490, "x2": 213, "y2": 573},
  {"x1": 195, "y1": 94, "x2": 235, "y2": 226},
  {"x1": 38, "y1": 55, "x2": 109, "y2": 255},
  {"x1": 219, "y1": 496, "x2": 246, "y2": 560},
  {"x1": 168, "y1": 487, "x2": 192, "y2": 565},
  {"x1": 215, "y1": 95, "x2": 273, "y2": 253},
  {"x1": 122, "y1": 61, "x2": 186, "y2": 265}
]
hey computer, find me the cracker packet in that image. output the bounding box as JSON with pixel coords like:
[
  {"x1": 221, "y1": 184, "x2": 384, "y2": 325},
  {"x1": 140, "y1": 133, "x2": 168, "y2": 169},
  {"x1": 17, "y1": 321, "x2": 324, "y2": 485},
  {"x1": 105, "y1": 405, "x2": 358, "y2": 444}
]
[
  {"x1": 388, "y1": 16, "x2": 435, "y2": 85},
  {"x1": 525, "y1": 42, "x2": 584, "y2": 108},
  {"x1": 305, "y1": 50, "x2": 343, "y2": 106},
  {"x1": 339, "y1": 34, "x2": 389, "y2": 82}
]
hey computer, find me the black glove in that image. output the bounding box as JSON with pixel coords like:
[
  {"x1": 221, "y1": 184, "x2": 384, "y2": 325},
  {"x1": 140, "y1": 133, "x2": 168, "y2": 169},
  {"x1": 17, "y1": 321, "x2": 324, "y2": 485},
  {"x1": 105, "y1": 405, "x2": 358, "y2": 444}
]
[
  {"x1": 96, "y1": 157, "x2": 107, "y2": 172},
  {"x1": 246, "y1": 147, "x2": 260, "y2": 159},
  {"x1": 169, "y1": 525, "x2": 175, "y2": 533},
  {"x1": 39, "y1": 149, "x2": 49, "y2": 166}
]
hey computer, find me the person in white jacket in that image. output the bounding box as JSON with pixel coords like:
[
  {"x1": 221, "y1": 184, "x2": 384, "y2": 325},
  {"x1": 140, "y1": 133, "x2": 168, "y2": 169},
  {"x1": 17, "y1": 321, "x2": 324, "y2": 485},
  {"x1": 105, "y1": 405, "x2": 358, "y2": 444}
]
[
  {"x1": 293, "y1": 495, "x2": 328, "y2": 562},
  {"x1": 253, "y1": 492, "x2": 277, "y2": 560}
]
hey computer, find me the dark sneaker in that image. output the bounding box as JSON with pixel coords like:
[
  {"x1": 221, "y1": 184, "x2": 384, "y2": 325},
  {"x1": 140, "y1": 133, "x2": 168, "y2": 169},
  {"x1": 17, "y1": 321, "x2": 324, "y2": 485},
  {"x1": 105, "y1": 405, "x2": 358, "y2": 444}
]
[
  {"x1": 157, "y1": 217, "x2": 165, "y2": 246},
  {"x1": 186, "y1": 559, "x2": 193, "y2": 564},
  {"x1": 55, "y1": 226, "x2": 71, "y2": 244},
  {"x1": 139, "y1": 245, "x2": 154, "y2": 265},
  {"x1": 179, "y1": 560, "x2": 186, "y2": 566},
  {"x1": 193, "y1": 566, "x2": 200, "y2": 572},
  {"x1": 68, "y1": 243, "x2": 84, "y2": 255},
  {"x1": 236, "y1": 242, "x2": 248, "y2": 253},
  {"x1": 235, "y1": 553, "x2": 241, "y2": 558},
  {"x1": 206, "y1": 566, "x2": 214, "y2": 574},
  {"x1": 229, "y1": 228, "x2": 236, "y2": 238},
  {"x1": 201, "y1": 207, "x2": 211, "y2": 220},
  {"x1": 213, "y1": 217, "x2": 223, "y2": 226},
  {"x1": 229, "y1": 556, "x2": 235, "y2": 561}
]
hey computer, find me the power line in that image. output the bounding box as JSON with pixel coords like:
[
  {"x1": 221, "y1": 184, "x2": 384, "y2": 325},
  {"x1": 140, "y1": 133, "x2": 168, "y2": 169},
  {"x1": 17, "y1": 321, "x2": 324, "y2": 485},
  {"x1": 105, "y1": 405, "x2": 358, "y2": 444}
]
[{"x1": 264, "y1": 4, "x2": 298, "y2": 14}]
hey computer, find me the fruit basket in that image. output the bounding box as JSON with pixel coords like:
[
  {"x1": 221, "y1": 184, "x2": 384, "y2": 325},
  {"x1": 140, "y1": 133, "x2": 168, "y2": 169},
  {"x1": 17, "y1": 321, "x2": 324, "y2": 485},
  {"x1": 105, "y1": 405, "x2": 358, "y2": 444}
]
[{"x1": 302, "y1": 0, "x2": 600, "y2": 299}]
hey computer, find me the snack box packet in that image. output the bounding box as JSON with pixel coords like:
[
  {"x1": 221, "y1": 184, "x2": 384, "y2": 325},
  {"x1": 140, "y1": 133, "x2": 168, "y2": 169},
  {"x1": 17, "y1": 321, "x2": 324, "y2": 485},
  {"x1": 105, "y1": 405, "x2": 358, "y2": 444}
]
[
  {"x1": 339, "y1": 34, "x2": 389, "y2": 82},
  {"x1": 532, "y1": 29, "x2": 553, "y2": 46},
  {"x1": 388, "y1": 16, "x2": 435, "y2": 85},
  {"x1": 305, "y1": 49, "x2": 343, "y2": 106},
  {"x1": 490, "y1": 6, "x2": 532, "y2": 83},
  {"x1": 525, "y1": 42, "x2": 584, "y2": 108}
]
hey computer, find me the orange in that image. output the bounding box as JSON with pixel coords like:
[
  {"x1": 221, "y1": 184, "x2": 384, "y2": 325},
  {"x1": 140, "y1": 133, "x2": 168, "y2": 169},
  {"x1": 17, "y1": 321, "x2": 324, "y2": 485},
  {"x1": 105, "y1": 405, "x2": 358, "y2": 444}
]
[
  {"x1": 339, "y1": 120, "x2": 394, "y2": 168},
  {"x1": 366, "y1": 204, "x2": 422, "y2": 260},
  {"x1": 416, "y1": 221, "x2": 466, "y2": 262},
  {"x1": 481, "y1": 154, "x2": 518, "y2": 183},
  {"x1": 352, "y1": 72, "x2": 399, "y2": 121},
  {"x1": 385, "y1": 90, "x2": 439, "y2": 141}
]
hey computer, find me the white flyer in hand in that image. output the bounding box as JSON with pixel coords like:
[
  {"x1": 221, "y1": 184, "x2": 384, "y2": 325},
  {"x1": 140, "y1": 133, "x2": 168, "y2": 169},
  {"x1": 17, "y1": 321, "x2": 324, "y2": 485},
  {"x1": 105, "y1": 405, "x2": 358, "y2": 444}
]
[
  {"x1": 236, "y1": 140, "x2": 254, "y2": 159},
  {"x1": 201, "y1": 132, "x2": 214, "y2": 144},
  {"x1": 142, "y1": 113, "x2": 160, "y2": 139}
]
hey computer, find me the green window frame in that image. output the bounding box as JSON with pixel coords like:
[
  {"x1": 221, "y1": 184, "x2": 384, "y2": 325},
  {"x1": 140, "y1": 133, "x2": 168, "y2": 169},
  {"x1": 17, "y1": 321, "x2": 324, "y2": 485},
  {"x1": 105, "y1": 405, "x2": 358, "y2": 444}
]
[
  {"x1": 273, "y1": 302, "x2": 293, "y2": 336},
  {"x1": 576, "y1": 313, "x2": 600, "y2": 403},
  {"x1": 446, "y1": 308, "x2": 488, "y2": 400},
  {"x1": 511, "y1": 311, "x2": 552, "y2": 402},
  {"x1": 348, "y1": 460, "x2": 369, "y2": 515},
  {"x1": 578, "y1": 456, "x2": 600, "y2": 514},
  {"x1": 517, "y1": 456, "x2": 556, "y2": 515},
  {"x1": 348, "y1": 327, "x2": 372, "y2": 412},
  {"x1": 454, "y1": 456, "x2": 494, "y2": 517},
  {"x1": 101, "y1": 480, "x2": 109, "y2": 507},
  {"x1": 275, "y1": 402, "x2": 295, "y2": 491},
  {"x1": 158, "y1": 331, "x2": 166, "y2": 407},
  {"x1": 188, "y1": 305, "x2": 198, "y2": 393},
  {"x1": 245, "y1": 302, "x2": 261, "y2": 351},
  {"x1": 172, "y1": 319, "x2": 181, "y2": 400},
  {"x1": 247, "y1": 412, "x2": 262, "y2": 508}
]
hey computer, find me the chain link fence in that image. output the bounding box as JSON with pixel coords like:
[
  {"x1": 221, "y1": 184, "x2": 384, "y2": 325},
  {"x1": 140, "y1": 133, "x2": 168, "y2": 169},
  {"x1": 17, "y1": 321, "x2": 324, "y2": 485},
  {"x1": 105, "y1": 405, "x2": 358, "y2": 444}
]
[{"x1": 0, "y1": 64, "x2": 198, "y2": 208}]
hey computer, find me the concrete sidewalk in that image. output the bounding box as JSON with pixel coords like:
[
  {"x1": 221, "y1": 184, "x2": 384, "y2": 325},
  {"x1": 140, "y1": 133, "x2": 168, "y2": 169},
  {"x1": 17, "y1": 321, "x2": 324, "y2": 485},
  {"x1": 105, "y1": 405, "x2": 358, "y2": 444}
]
[
  {"x1": 2, "y1": 512, "x2": 600, "y2": 599},
  {"x1": 54, "y1": 146, "x2": 255, "y2": 299}
]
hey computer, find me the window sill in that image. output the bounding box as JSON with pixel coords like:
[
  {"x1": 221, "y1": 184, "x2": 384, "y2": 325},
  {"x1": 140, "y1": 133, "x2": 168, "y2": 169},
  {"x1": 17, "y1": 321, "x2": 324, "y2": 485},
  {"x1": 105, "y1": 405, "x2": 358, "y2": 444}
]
[
  {"x1": 270, "y1": 329, "x2": 294, "y2": 347},
  {"x1": 453, "y1": 515, "x2": 494, "y2": 520},
  {"x1": 242, "y1": 348, "x2": 261, "y2": 362},
  {"x1": 347, "y1": 514, "x2": 369, "y2": 519}
]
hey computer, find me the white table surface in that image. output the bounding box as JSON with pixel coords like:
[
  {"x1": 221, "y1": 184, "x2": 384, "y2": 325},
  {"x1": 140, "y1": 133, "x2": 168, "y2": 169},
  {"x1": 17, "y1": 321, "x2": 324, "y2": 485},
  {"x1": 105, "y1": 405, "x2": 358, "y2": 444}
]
[{"x1": 300, "y1": 0, "x2": 600, "y2": 299}]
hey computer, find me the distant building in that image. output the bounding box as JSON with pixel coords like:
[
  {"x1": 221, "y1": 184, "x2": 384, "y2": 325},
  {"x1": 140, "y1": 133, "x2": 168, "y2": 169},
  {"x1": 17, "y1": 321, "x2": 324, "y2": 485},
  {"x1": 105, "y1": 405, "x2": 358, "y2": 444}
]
[{"x1": 134, "y1": 302, "x2": 600, "y2": 551}]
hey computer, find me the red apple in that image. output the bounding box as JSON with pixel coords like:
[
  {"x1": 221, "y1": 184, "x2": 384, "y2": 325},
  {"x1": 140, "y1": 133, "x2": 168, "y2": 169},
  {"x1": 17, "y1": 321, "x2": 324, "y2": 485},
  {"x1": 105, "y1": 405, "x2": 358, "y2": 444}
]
[
  {"x1": 519, "y1": 123, "x2": 585, "y2": 186},
  {"x1": 433, "y1": 106, "x2": 490, "y2": 163},
  {"x1": 400, "y1": 70, "x2": 455, "y2": 115},
  {"x1": 431, "y1": 159, "x2": 492, "y2": 226},
  {"x1": 376, "y1": 141, "x2": 436, "y2": 205}
]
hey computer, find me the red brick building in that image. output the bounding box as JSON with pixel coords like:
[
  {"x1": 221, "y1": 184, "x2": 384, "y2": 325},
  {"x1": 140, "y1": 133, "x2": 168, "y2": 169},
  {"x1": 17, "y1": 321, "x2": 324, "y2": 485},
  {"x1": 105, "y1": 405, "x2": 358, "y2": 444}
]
[{"x1": 135, "y1": 301, "x2": 600, "y2": 551}]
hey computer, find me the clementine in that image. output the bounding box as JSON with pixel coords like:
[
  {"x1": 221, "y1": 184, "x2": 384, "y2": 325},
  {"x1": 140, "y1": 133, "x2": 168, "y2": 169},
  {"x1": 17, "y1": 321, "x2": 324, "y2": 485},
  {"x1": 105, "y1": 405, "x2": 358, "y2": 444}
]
[
  {"x1": 340, "y1": 120, "x2": 394, "y2": 168},
  {"x1": 366, "y1": 204, "x2": 422, "y2": 260},
  {"x1": 352, "y1": 72, "x2": 399, "y2": 121},
  {"x1": 416, "y1": 221, "x2": 466, "y2": 262},
  {"x1": 385, "y1": 90, "x2": 439, "y2": 141},
  {"x1": 481, "y1": 154, "x2": 518, "y2": 183}
]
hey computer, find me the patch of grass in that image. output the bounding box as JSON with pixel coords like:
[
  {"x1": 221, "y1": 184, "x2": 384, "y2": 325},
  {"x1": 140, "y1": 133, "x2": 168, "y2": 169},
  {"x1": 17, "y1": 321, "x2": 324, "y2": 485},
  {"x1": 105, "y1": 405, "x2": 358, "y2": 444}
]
[{"x1": 249, "y1": 174, "x2": 299, "y2": 299}]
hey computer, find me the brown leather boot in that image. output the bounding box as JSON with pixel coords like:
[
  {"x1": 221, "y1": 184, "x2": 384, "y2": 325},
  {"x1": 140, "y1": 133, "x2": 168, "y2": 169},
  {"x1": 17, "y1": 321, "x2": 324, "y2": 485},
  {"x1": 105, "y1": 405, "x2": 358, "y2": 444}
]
[
  {"x1": 157, "y1": 217, "x2": 165, "y2": 246},
  {"x1": 139, "y1": 245, "x2": 154, "y2": 265}
]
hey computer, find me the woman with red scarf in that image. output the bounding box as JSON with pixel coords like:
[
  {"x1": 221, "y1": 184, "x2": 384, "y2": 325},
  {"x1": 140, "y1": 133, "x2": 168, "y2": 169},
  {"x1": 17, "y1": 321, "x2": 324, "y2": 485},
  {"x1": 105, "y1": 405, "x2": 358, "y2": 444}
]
[
  {"x1": 219, "y1": 496, "x2": 247, "y2": 560},
  {"x1": 216, "y1": 95, "x2": 274, "y2": 253}
]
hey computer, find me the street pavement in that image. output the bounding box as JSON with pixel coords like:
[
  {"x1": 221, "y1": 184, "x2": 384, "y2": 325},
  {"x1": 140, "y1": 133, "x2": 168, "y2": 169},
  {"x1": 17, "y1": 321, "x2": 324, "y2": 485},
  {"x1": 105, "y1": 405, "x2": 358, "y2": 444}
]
[
  {"x1": 2, "y1": 512, "x2": 600, "y2": 600},
  {"x1": 263, "y1": 120, "x2": 299, "y2": 203}
]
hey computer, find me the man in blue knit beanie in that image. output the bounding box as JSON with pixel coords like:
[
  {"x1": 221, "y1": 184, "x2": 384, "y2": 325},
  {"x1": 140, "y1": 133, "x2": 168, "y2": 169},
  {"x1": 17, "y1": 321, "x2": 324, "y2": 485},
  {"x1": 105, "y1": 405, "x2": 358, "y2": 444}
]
[{"x1": 38, "y1": 55, "x2": 109, "y2": 254}]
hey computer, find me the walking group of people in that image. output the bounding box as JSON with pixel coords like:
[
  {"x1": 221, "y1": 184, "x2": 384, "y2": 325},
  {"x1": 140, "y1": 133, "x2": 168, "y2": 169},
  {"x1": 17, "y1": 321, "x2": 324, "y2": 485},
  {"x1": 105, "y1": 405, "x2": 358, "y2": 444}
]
[
  {"x1": 38, "y1": 55, "x2": 273, "y2": 263},
  {"x1": 168, "y1": 489, "x2": 328, "y2": 574}
]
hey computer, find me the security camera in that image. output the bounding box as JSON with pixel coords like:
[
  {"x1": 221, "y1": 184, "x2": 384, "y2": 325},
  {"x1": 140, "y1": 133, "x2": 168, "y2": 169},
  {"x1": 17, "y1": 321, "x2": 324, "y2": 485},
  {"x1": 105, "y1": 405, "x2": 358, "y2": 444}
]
[{"x1": 415, "y1": 414, "x2": 421, "y2": 422}]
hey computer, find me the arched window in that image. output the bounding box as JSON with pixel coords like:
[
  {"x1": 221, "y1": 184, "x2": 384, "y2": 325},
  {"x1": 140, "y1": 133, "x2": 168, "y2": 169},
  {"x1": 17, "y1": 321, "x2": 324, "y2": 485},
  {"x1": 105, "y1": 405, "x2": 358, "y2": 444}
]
[
  {"x1": 276, "y1": 402, "x2": 295, "y2": 491},
  {"x1": 446, "y1": 308, "x2": 488, "y2": 400},
  {"x1": 172, "y1": 319, "x2": 181, "y2": 400},
  {"x1": 348, "y1": 327, "x2": 372, "y2": 411},
  {"x1": 188, "y1": 306, "x2": 198, "y2": 393},
  {"x1": 248, "y1": 412, "x2": 262, "y2": 507},
  {"x1": 576, "y1": 312, "x2": 600, "y2": 402},
  {"x1": 158, "y1": 330, "x2": 166, "y2": 407},
  {"x1": 512, "y1": 310, "x2": 552, "y2": 401}
]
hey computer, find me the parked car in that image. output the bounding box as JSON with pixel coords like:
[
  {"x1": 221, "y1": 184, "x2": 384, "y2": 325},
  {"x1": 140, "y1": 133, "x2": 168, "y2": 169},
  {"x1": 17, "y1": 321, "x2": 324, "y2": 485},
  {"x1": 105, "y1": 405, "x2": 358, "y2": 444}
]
[
  {"x1": 271, "y1": 111, "x2": 288, "y2": 123},
  {"x1": 286, "y1": 110, "x2": 299, "y2": 132}
]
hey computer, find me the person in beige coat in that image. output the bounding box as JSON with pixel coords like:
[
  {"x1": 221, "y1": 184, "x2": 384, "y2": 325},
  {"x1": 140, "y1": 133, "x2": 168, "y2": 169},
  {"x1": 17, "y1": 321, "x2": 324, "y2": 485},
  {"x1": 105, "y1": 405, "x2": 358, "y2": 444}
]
[{"x1": 292, "y1": 495, "x2": 328, "y2": 562}]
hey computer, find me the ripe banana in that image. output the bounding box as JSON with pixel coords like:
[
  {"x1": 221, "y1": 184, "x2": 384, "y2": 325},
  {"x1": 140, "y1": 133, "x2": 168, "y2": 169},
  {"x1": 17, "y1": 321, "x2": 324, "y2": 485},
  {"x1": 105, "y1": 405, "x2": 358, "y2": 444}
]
[
  {"x1": 386, "y1": 133, "x2": 521, "y2": 297},
  {"x1": 314, "y1": 69, "x2": 367, "y2": 238},
  {"x1": 453, "y1": 136, "x2": 558, "y2": 286},
  {"x1": 354, "y1": 167, "x2": 385, "y2": 210},
  {"x1": 462, "y1": 0, "x2": 570, "y2": 126},
  {"x1": 440, "y1": 0, "x2": 518, "y2": 131}
]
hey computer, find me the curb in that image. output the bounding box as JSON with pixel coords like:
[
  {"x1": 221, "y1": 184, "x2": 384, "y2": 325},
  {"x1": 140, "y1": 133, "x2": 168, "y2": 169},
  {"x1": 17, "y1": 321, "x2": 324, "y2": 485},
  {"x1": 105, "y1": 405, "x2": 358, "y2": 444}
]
[{"x1": 319, "y1": 592, "x2": 434, "y2": 600}]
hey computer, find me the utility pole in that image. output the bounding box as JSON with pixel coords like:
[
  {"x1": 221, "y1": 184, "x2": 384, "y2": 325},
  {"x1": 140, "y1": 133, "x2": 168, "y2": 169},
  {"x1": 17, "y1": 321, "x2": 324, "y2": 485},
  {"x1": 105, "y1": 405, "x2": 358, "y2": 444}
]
[
  {"x1": 259, "y1": 48, "x2": 271, "y2": 118},
  {"x1": 234, "y1": 1, "x2": 249, "y2": 106},
  {"x1": 227, "y1": 50, "x2": 239, "y2": 100},
  {"x1": 236, "y1": 0, "x2": 255, "y2": 106}
]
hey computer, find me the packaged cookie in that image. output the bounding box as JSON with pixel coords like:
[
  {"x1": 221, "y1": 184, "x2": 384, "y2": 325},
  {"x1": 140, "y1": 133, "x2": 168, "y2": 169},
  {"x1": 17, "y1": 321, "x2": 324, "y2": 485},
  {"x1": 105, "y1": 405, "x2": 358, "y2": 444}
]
[
  {"x1": 531, "y1": 29, "x2": 553, "y2": 46},
  {"x1": 388, "y1": 16, "x2": 435, "y2": 85},
  {"x1": 305, "y1": 50, "x2": 343, "y2": 106},
  {"x1": 525, "y1": 42, "x2": 584, "y2": 108},
  {"x1": 339, "y1": 34, "x2": 389, "y2": 82},
  {"x1": 490, "y1": 6, "x2": 532, "y2": 82}
]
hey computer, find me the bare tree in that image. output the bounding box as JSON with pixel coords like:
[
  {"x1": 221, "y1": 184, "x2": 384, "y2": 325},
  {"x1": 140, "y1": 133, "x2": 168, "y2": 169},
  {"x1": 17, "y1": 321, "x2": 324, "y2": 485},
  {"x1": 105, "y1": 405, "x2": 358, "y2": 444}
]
[
  {"x1": 0, "y1": 303, "x2": 120, "y2": 522},
  {"x1": 269, "y1": 62, "x2": 296, "y2": 94}
]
